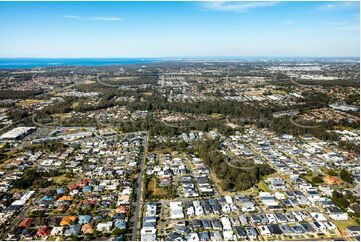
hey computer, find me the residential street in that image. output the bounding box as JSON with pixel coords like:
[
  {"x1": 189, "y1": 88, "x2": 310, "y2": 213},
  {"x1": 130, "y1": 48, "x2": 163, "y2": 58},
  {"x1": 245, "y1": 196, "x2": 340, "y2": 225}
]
[{"x1": 131, "y1": 132, "x2": 148, "y2": 241}]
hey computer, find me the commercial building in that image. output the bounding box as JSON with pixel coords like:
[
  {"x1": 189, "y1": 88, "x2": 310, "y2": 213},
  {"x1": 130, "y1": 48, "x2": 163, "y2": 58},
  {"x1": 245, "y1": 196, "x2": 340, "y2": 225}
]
[{"x1": 0, "y1": 127, "x2": 36, "y2": 141}]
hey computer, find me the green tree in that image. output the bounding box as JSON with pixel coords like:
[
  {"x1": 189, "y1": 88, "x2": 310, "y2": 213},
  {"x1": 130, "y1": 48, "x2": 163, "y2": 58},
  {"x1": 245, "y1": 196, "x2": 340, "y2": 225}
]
[
  {"x1": 112, "y1": 228, "x2": 125, "y2": 237},
  {"x1": 340, "y1": 169, "x2": 353, "y2": 183},
  {"x1": 311, "y1": 175, "x2": 323, "y2": 184},
  {"x1": 331, "y1": 191, "x2": 349, "y2": 210}
]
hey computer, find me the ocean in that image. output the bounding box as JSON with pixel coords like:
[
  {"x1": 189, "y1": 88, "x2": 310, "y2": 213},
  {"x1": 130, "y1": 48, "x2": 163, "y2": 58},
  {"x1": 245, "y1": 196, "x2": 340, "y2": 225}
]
[
  {"x1": 0, "y1": 57, "x2": 358, "y2": 69},
  {"x1": 0, "y1": 58, "x2": 159, "y2": 69}
]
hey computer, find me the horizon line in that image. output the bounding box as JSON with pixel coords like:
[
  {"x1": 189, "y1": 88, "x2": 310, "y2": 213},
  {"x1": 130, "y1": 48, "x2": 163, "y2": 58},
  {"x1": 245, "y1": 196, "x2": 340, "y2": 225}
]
[{"x1": 0, "y1": 56, "x2": 359, "y2": 59}]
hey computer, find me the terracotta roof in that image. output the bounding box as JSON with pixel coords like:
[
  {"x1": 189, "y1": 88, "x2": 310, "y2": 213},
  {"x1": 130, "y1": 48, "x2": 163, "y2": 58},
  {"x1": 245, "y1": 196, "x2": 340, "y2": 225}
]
[
  {"x1": 81, "y1": 223, "x2": 94, "y2": 234},
  {"x1": 60, "y1": 216, "x2": 77, "y2": 226},
  {"x1": 19, "y1": 218, "x2": 33, "y2": 228},
  {"x1": 58, "y1": 195, "x2": 74, "y2": 201},
  {"x1": 36, "y1": 226, "x2": 51, "y2": 237},
  {"x1": 67, "y1": 184, "x2": 79, "y2": 190},
  {"x1": 115, "y1": 205, "x2": 128, "y2": 214}
]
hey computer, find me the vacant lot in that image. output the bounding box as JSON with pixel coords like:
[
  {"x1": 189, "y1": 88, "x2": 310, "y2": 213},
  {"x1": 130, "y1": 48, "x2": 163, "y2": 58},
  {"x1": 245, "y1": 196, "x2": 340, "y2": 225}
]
[{"x1": 146, "y1": 177, "x2": 175, "y2": 200}]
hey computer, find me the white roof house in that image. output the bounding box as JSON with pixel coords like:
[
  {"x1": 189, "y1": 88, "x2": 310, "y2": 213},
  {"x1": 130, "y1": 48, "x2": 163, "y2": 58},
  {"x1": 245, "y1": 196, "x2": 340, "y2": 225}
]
[
  {"x1": 310, "y1": 212, "x2": 327, "y2": 222},
  {"x1": 223, "y1": 230, "x2": 234, "y2": 241},
  {"x1": 221, "y1": 217, "x2": 232, "y2": 231},
  {"x1": 225, "y1": 195, "x2": 233, "y2": 204},
  {"x1": 169, "y1": 202, "x2": 184, "y2": 219},
  {"x1": 141, "y1": 227, "x2": 157, "y2": 241},
  {"x1": 51, "y1": 226, "x2": 64, "y2": 236},
  {"x1": 96, "y1": 222, "x2": 113, "y2": 233}
]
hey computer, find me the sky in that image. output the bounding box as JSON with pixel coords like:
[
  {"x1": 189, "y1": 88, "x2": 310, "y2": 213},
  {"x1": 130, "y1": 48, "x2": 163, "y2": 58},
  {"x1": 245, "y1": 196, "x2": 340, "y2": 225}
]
[{"x1": 0, "y1": 1, "x2": 359, "y2": 58}]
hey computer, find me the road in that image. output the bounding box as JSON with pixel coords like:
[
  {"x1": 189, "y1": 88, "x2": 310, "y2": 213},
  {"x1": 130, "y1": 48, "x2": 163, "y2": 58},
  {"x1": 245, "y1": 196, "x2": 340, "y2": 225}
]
[
  {"x1": 160, "y1": 120, "x2": 195, "y2": 129},
  {"x1": 4, "y1": 185, "x2": 53, "y2": 239},
  {"x1": 97, "y1": 74, "x2": 123, "y2": 88},
  {"x1": 131, "y1": 131, "x2": 149, "y2": 241}
]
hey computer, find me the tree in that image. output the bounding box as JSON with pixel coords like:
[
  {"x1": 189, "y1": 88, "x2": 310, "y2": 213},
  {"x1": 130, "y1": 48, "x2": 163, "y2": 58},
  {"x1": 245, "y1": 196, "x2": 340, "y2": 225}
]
[
  {"x1": 112, "y1": 228, "x2": 125, "y2": 237},
  {"x1": 12, "y1": 168, "x2": 38, "y2": 189},
  {"x1": 195, "y1": 139, "x2": 274, "y2": 191},
  {"x1": 340, "y1": 169, "x2": 353, "y2": 183},
  {"x1": 326, "y1": 169, "x2": 338, "y2": 176},
  {"x1": 311, "y1": 175, "x2": 323, "y2": 184},
  {"x1": 331, "y1": 191, "x2": 349, "y2": 210}
]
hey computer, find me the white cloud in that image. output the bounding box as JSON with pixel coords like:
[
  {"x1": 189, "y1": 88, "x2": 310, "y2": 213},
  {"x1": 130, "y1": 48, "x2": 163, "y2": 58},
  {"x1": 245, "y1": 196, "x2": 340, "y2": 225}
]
[
  {"x1": 317, "y1": 1, "x2": 358, "y2": 11},
  {"x1": 61, "y1": 15, "x2": 122, "y2": 22},
  {"x1": 61, "y1": 15, "x2": 81, "y2": 19},
  {"x1": 201, "y1": 1, "x2": 279, "y2": 13},
  {"x1": 91, "y1": 17, "x2": 122, "y2": 22}
]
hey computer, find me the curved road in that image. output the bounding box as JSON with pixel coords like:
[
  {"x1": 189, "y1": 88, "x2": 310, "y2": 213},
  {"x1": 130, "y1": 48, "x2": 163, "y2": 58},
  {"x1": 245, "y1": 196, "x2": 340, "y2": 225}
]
[
  {"x1": 289, "y1": 113, "x2": 321, "y2": 129},
  {"x1": 97, "y1": 74, "x2": 123, "y2": 88}
]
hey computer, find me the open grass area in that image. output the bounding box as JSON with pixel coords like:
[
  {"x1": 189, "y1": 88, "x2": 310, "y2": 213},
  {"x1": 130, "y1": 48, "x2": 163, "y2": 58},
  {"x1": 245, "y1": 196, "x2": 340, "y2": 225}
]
[
  {"x1": 146, "y1": 177, "x2": 157, "y2": 193},
  {"x1": 257, "y1": 180, "x2": 270, "y2": 192},
  {"x1": 16, "y1": 99, "x2": 45, "y2": 107},
  {"x1": 82, "y1": 80, "x2": 96, "y2": 85},
  {"x1": 210, "y1": 113, "x2": 224, "y2": 119},
  {"x1": 114, "y1": 127, "x2": 123, "y2": 133},
  {"x1": 0, "y1": 150, "x2": 20, "y2": 169},
  {"x1": 332, "y1": 218, "x2": 359, "y2": 231},
  {"x1": 239, "y1": 187, "x2": 257, "y2": 196},
  {"x1": 333, "y1": 125, "x2": 358, "y2": 131},
  {"x1": 302, "y1": 174, "x2": 314, "y2": 184},
  {"x1": 147, "y1": 178, "x2": 166, "y2": 196},
  {"x1": 71, "y1": 102, "x2": 80, "y2": 109},
  {"x1": 209, "y1": 172, "x2": 228, "y2": 196},
  {"x1": 53, "y1": 174, "x2": 75, "y2": 185},
  {"x1": 51, "y1": 113, "x2": 72, "y2": 120},
  {"x1": 113, "y1": 76, "x2": 139, "y2": 81},
  {"x1": 146, "y1": 177, "x2": 175, "y2": 200},
  {"x1": 151, "y1": 148, "x2": 174, "y2": 155}
]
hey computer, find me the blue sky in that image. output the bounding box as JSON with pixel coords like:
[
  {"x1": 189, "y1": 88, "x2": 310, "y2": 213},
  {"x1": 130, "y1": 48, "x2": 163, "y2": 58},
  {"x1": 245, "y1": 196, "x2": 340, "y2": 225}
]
[{"x1": 0, "y1": 1, "x2": 359, "y2": 57}]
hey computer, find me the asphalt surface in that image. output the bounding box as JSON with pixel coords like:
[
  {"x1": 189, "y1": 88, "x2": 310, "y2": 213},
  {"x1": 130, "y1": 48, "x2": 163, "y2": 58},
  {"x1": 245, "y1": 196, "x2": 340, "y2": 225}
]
[{"x1": 131, "y1": 132, "x2": 148, "y2": 241}]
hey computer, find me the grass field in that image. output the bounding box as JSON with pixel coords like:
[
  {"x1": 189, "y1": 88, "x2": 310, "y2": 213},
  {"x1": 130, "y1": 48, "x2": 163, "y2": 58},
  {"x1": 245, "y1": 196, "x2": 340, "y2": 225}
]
[
  {"x1": 16, "y1": 99, "x2": 45, "y2": 107},
  {"x1": 51, "y1": 113, "x2": 72, "y2": 120},
  {"x1": 332, "y1": 218, "x2": 359, "y2": 231},
  {"x1": 71, "y1": 102, "x2": 80, "y2": 109},
  {"x1": 53, "y1": 174, "x2": 75, "y2": 185},
  {"x1": 146, "y1": 177, "x2": 174, "y2": 199},
  {"x1": 209, "y1": 172, "x2": 229, "y2": 196},
  {"x1": 146, "y1": 177, "x2": 157, "y2": 193},
  {"x1": 0, "y1": 150, "x2": 20, "y2": 169},
  {"x1": 151, "y1": 148, "x2": 174, "y2": 155},
  {"x1": 333, "y1": 126, "x2": 358, "y2": 131},
  {"x1": 113, "y1": 76, "x2": 139, "y2": 81},
  {"x1": 82, "y1": 80, "x2": 96, "y2": 84},
  {"x1": 257, "y1": 180, "x2": 270, "y2": 192},
  {"x1": 210, "y1": 113, "x2": 224, "y2": 119}
]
